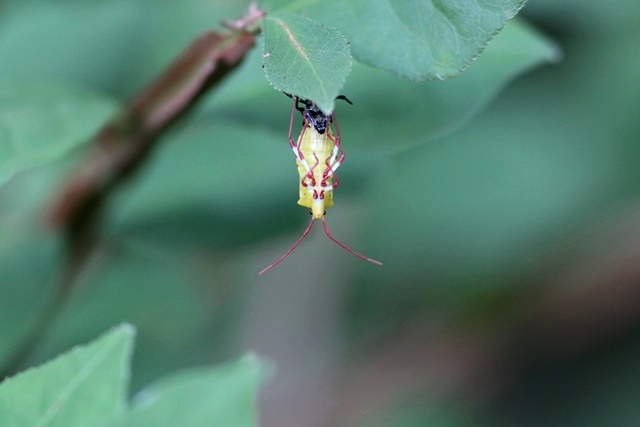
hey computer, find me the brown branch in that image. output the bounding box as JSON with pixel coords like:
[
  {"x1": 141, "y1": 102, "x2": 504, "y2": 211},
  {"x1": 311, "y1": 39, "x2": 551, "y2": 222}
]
[
  {"x1": 48, "y1": 5, "x2": 263, "y2": 252},
  {"x1": 0, "y1": 5, "x2": 264, "y2": 379}
]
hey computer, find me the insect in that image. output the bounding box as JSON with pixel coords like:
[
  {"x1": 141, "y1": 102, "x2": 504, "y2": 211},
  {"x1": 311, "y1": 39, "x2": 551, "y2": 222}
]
[{"x1": 259, "y1": 95, "x2": 382, "y2": 274}]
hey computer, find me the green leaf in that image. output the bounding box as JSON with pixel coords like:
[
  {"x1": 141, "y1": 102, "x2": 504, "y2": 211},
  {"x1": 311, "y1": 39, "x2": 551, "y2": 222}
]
[
  {"x1": 262, "y1": 12, "x2": 352, "y2": 113},
  {"x1": 298, "y1": 0, "x2": 526, "y2": 80},
  {"x1": 337, "y1": 18, "x2": 560, "y2": 150},
  {"x1": 122, "y1": 354, "x2": 271, "y2": 427},
  {"x1": 0, "y1": 324, "x2": 134, "y2": 427},
  {"x1": 0, "y1": 81, "x2": 116, "y2": 186}
]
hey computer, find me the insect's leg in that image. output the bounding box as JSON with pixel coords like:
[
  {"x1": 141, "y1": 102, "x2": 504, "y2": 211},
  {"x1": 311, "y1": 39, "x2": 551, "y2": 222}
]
[
  {"x1": 288, "y1": 96, "x2": 298, "y2": 149},
  {"x1": 322, "y1": 124, "x2": 345, "y2": 189},
  {"x1": 335, "y1": 95, "x2": 353, "y2": 105},
  {"x1": 322, "y1": 169, "x2": 340, "y2": 192},
  {"x1": 259, "y1": 216, "x2": 316, "y2": 274},
  {"x1": 325, "y1": 141, "x2": 344, "y2": 174},
  {"x1": 327, "y1": 113, "x2": 346, "y2": 170},
  {"x1": 292, "y1": 125, "x2": 315, "y2": 187},
  {"x1": 303, "y1": 153, "x2": 319, "y2": 189},
  {"x1": 289, "y1": 100, "x2": 314, "y2": 193},
  {"x1": 331, "y1": 112, "x2": 343, "y2": 146},
  {"x1": 321, "y1": 217, "x2": 382, "y2": 266},
  {"x1": 290, "y1": 121, "x2": 317, "y2": 190}
]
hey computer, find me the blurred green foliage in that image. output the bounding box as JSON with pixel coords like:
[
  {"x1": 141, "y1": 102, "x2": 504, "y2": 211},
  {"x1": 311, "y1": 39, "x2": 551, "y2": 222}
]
[
  {"x1": 0, "y1": 326, "x2": 268, "y2": 426},
  {"x1": 0, "y1": 325, "x2": 133, "y2": 426},
  {"x1": 1, "y1": 0, "x2": 640, "y2": 425}
]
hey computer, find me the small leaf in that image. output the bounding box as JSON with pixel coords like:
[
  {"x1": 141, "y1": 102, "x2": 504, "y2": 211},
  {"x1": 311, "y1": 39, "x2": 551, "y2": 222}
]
[
  {"x1": 262, "y1": 12, "x2": 352, "y2": 113},
  {"x1": 0, "y1": 324, "x2": 134, "y2": 427},
  {"x1": 298, "y1": 0, "x2": 526, "y2": 81},
  {"x1": 122, "y1": 354, "x2": 271, "y2": 427},
  {"x1": 0, "y1": 81, "x2": 116, "y2": 186}
]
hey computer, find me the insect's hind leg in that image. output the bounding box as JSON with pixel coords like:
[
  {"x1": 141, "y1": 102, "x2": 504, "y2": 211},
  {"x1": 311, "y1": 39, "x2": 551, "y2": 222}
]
[
  {"x1": 321, "y1": 218, "x2": 382, "y2": 266},
  {"x1": 291, "y1": 122, "x2": 315, "y2": 179},
  {"x1": 322, "y1": 119, "x2": 346, "y2": 189},
  {"x1": 287, "y1": 96, "x2": 299, "y2": 149},
  {"x1": 322, "y1": 148, "x2": 343, "y2": 191},
  {"x1": 303, "y1": 153, "x2": 320, "y2": 190}
]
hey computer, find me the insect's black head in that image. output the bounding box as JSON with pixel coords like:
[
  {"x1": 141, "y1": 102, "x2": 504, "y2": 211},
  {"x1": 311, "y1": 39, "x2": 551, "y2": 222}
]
[
  {"x1": 285, "y1": 93, "x2": 353, "y2": 134},
  {"x1": 304, "y1": 102, "x2": 329, "y2": 134}
]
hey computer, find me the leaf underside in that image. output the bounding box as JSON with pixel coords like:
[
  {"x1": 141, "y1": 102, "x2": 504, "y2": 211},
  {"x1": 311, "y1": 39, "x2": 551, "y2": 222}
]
[
  {"x1": 283, "y1": 0, "x2": 527, "y2": 81},
  {"x1": 262, "y1": 12, "x2": 352, "y2": 114}
]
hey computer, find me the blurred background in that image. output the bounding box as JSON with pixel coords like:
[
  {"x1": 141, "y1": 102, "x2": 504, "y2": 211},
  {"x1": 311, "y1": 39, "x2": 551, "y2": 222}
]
[{"x1": 1, "y1": 0, "x2": 640, "y2": 425}]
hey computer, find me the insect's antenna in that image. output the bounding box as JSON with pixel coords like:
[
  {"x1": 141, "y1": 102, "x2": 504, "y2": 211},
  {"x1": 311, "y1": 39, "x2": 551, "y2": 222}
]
[
  {"x1": 259, "y1": 217, "x2": 316, "y2": 275},
  {"x1": 336, "y1": 95, "x2": 353, "y2": 105},
  {"x1": 321, "y1": 218, "x2": 382, "y2": 266},
  {"x1": 287, "y1": 96, "x2": 297, "y2": 146}
]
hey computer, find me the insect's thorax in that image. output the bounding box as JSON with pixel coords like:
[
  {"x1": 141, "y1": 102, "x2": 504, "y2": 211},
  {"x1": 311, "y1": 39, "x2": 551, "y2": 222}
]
[{"x1": 296, "y1": 124, "x2": 335, "y2": 219}]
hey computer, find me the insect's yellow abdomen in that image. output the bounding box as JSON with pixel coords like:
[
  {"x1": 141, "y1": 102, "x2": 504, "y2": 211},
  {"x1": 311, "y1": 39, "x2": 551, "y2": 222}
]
[{"x1": 296, "y1": 124, "x2": 335, "y2": 219}]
